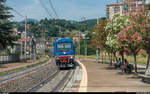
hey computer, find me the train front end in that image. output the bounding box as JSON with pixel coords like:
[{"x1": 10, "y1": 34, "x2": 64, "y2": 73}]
[{"x1": 54, "y1": 38, "x2": 75, "y2": 69}]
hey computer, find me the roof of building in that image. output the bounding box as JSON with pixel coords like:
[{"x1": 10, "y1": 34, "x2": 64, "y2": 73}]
[{"x1": 107, "y1": 3, "x2": 123, "y2": 6}]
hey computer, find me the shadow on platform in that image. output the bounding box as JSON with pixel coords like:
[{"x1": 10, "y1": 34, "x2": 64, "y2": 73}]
[
  {"x1": 0, "y1": 65, "x2": 7, "y2": 68},
  {"x1": 104, "y1": 66, "x2": 116, "y2": 70}
]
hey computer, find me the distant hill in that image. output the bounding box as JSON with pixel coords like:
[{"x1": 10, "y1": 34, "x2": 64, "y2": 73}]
[
  {"x1": 20, "y1": 18, "x2": 38, "y2": 24},
  {"x1": 79, "y1": 19, "x2": 97, "y2": 31},
  {"x1": 80, "y1": 19, "x2": 97, "y2": 24},
  {"x1": 16, "y1": 18, "x2": 99, "y2": 38}
]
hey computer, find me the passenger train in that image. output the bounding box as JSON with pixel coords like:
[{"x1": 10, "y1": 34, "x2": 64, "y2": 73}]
[{"x1": 54, "y1": 38, "x2": 75, "y2": 69}]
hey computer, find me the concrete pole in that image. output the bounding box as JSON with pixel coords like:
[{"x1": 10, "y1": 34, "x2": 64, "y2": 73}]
[
  {"x1": 85, "y1": 39, "x2": 87, "y2": 57},
  {"x1": 44, "y1": 29, "x2": 46, "y2": 56},
  {"x1": 24, "y1": 15, "x2": 27, "y2": 60},
  {"x1": 21, "y1": 40, "x2": 23, "y2": 61},
  {"x1": 59, "y1": 26, "x2": 61, "y2": 38},
  {"x1": 84, "y1": 39, "x2": 86, "y2": 57},
  {"x1": 33, "y1": 38, "x2": 36, "y2": 60},
  {"x1": 96, "y1": 48, "x2": 99, "y2": 63},
  {"x1": 79, "y1": 32, "x2": 80, "y2": 59},
  {"x1": 96, "y1": 18, "x2": 99, "y2": 63},
  {"x1": 42, "y1": 27, "x2": 45, "y2": 56},
  {"x1": 30, "y1": 38, "x2": 32, "y2": 60}
]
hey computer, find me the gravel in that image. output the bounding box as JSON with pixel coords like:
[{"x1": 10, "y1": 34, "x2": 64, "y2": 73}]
[
  {"x1": 36, "y1": 70, "x2": 69, "y2": 92},
  {"x1": 0, "y1": 59, "x2": 58, "y2": 92},
  {"x1": 62, "y1": 65, "x2": 82, "y2": 92}
]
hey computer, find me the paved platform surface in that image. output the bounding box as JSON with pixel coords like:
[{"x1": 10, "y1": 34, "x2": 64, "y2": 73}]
[{"x1": 79, "y1": 59, "x2": 150, "y2": 92}]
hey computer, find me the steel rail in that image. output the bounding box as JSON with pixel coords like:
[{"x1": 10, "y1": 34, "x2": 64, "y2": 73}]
[
  {"x1": 28, "y1": 69, "x2": 60, "y2": 92},
  {"x1": 28, "y1": 68, "x2": 75, "y2": 92},
  {"x1": 0, "y1": 60, "x2": 50, "y2": 85},
  {"x1": 51, "y1": 69, "x2": 75, "y2": 92}
]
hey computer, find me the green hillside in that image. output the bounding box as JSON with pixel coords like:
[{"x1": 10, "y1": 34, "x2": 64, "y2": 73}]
[{"x1": 15, "y1": 18, "x2": 97, "y2": 38}]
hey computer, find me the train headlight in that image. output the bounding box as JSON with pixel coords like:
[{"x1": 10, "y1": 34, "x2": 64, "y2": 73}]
[{"x1": 70, "y1": 56, "x2": 73, "y2": 59}]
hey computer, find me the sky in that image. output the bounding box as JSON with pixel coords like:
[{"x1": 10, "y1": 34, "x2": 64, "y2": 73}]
[{"x1": 6, "y1": 0, "x2": 116, "y2": 22}]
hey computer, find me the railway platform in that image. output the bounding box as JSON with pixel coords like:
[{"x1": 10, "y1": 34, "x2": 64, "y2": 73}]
[{"x1": 78, "y1": 59, "x2": 150, "y2": 92}]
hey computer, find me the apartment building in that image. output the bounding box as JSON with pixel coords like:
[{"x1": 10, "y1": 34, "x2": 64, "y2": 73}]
[
  {"x1": 106, "y1": 3, "x2": 124, "y2": 19},
  {"x1": 106, "y1": 0, "x2": 146, "y2": 19}
]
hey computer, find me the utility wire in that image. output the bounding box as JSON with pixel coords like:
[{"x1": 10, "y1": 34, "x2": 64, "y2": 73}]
[
  {"x1": 38, "y1": 0, "x2": 53, "y2": 19},
  {"x1": 12, "y1": 9, "x2": 25, "y2": 18},
  {"x1": 48, "y1": 0, "x2": 59, "y2": 19}
]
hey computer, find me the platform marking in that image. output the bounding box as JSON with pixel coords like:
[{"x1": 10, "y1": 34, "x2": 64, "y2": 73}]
[{"x1": 77, "y1": 60, "x2": 88, "y2": 92}]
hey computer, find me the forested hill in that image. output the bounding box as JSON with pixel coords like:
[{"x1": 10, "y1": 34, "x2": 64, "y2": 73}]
[
  {"x1": 79, "y1": 19, "x2": 97, "y2": 30},
  {"x1": 16, "y1": 18, "x2": 97, "y2": 38}
]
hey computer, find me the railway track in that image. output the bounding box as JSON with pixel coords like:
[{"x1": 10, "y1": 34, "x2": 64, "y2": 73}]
[
  {"x1": 0, "y1": 58, "x2": 76, "y2": 92},
  {"x1": 51, "y1": 69, "x2": 75, "y2": 92},
  {"x1": 28, "y1": 62, "x2": 78, "y2": 92},
  {"x1": 0, "y1": 59, "x2": 51, "y2": 85},
  {"x1": 28, "y1": 69, "x2": 75, "y2": 92},
  {"x1": 28, "y1": 69, "x2": 60, "y2": 92}
]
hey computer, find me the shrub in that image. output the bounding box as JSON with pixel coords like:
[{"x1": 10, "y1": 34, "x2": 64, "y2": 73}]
[{"x1": 141, "y1": 53, "x2": 147, "y2": 57}]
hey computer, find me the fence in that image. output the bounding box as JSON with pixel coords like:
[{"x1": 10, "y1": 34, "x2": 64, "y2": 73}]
[
  {"x1": 0, "y1": 54, "x2": 20, "y2": 63},
  {"x1": 0, "y1": 54, "x2": 34, "y2": 63}
]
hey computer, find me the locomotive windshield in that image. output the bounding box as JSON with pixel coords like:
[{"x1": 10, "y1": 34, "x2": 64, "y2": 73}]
[{"x1": 56, "y1": 42, "x2": 72, "y2": 52}]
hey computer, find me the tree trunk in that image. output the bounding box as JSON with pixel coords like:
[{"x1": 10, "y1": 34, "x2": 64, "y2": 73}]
[
  {"x1": 102, "y1": 50, "x2": 103, "y2": 64},
  {"x1": 110, "y1": 53, "x2": 113, "y2": 66},
  {"x1": 121, "y1": 52, "x2": 124, "y2": 65},
  {"x1": 105, "y1": 52, "x2": 106, "y2": 63},
  {"x1": 133, "y1": 54, "x2": 138, "y2": 73},
  {"x1": 113, "y1": 52, "x2": 118, "y2": 63},
  {"x1": 146, "y1": 53, "x2": 150, "y2": 69},
  {"x1": 108, "y1": 53, "x2": 110, "y2": 62}
]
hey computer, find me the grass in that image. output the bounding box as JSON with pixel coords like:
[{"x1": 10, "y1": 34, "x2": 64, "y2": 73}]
[
  {"x1": 78, "y1": 54, "x2": 148, "y2": 66},
  {"x1": 0, "y1": 56, "x2": 49, "y2": 76}
]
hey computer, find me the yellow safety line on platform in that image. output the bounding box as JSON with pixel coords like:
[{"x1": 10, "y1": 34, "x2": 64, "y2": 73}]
[{"x1": 77, "y1": 60, "x2": 88, "y2": 92}]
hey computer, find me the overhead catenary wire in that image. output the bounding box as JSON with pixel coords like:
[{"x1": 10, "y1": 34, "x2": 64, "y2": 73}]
[
  {"x1": 48, "y1": 0, "x2": 59, "y2": 19},
  {"x1": 38, "y1": 0, "x2": 53, "y2": 19},
  {"x1": 47, "y1": 0, "x2": 61, "y2": 38},
  {"x1": 12, "y1": 9, "x2": 25, "y2": 18}
]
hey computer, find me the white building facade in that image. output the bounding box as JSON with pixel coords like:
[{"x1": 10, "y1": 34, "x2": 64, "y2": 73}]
[
  {"x1": 106, "y1": 3, "x2": 124, "y2": 20},
  {"x1": 106, "y1": 0, "x2": 146, "y2": 20}
]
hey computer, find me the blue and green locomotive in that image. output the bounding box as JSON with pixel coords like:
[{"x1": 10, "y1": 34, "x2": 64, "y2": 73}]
[{"x1": 54, "y1": 38, "x2": 75, "y2": 69}]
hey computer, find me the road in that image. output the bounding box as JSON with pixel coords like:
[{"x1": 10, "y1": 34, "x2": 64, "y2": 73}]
[{"x1": 78, "y1": 59, "x2": 150, "y2": 92}]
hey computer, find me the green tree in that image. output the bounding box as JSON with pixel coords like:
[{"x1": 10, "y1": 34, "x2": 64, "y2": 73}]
[
  {"x1": 0, "y1": 0, "x2": 17, "y2": 48},
  {"x1": 131, "y1": 8, "x2": 150, "y2": 69},
  {"x1": 116, "y1": 8, "x2": 150, "y2": 72},
  {"x1": 91, "y1": 18, "x2": 108, "y2": 63},
  {"x1": 105, "y1": 14, "x2": 130, "y2": 65}
]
